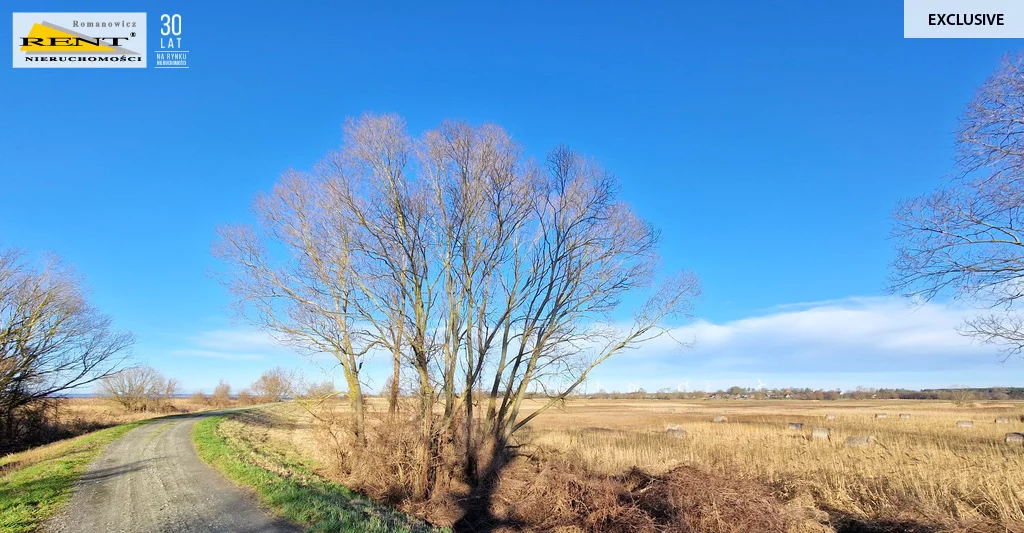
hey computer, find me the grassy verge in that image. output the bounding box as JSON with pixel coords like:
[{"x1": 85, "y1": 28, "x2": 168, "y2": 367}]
[
  {"x1": 0, "y1": 420, "x2": 148, "y2": 533},
  {"x1": 193, "y1": 412, "x2": 444, "y2": 533}
]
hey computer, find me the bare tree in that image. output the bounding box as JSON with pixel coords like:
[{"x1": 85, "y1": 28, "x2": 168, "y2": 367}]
[
  {"x1": 1, "y1": 248, "x2": 133, "y2": 439},
  {"x1": 101, "y1": 366, "x2": 175, "y2": 412},
  {"x1": 298, "y1": 379, "x2": 336, "y2": 401},
  {"x1": 215, "y1": 114, "x2": 700, "y2": 497},
  {"x1": 211, "y1": 380, "x2": 232, "y2": 407},
  {"x1": 892, "y1": 55, "x2": 1024, "y2": 359},
  {"x1": 950, "y1": 386, "x2": 976, "y2": 407},
  {"x1": 251, "y1": 367, "x2": 294, "y2": 402},
  {"x1": 163, "y1": 377, "x2": 180, "y2": 400},
  {"x1": 215, "y1": 169, "x2": 375, "y2": 440}
]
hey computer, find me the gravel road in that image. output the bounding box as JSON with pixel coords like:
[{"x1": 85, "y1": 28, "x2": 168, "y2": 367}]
[{"x1": 45, "y1": 411, "x2": 299, "y2": 533}]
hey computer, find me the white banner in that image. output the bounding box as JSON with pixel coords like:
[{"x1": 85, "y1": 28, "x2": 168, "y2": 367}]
[{"x1": 904, "y1": 0, "x2": 1024, "y2": 38}]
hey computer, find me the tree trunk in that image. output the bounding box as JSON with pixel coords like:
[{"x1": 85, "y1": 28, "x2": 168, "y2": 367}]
[
  {"x1": 388, "y1": 348, "x2": 400, "y2": 415},
  {"x1": 344, "y1": 371, "x2": 366, "y2": 445},
  {"x1": 414, "y1": 356, "x2": 436, "y2": 498}
]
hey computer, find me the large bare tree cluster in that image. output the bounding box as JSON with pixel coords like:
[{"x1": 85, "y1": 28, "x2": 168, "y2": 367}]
[
  {"x1": 215, "y1": 114, "x2": 700, "y2": 491},
  {"x1": 0, "y1": 248, "x2": 133, "y2": 445},
  {"x1": 893, "y1": 55, "x2": 1024, "y2": 359}
]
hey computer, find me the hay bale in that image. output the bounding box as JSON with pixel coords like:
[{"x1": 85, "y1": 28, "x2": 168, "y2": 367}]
[
  {"x1": 874, "y1": 413, "x2": 887, "y2": 419},
  {"x1": 787, "y1": 422, "x2": 804, "y2": 431},
  {"x1": 1006, "y1": 432, "x2": 1024, "y2": 445},
  {"x1": 845, "y1": 435, "x2": 873, "y2": 448},
  {"x1": 956, "y1": 420, "x2": 974, "y2": 428},
  {"x1": 824, "y1": 413, "x2": 836, "y2": 421},
  {"x1": 899, "y1": 413, "x2": 911, "y2": 420},
  {"x1": 811, "y1": 427, "x2": 831, "y2": 440},
  {"x1": 995, "y1": 417, "x2": 1011, "y2": 424},
  {"x1": 712, "y1": 416, "x2": 728, "y2": 423},
  {"x1": 664, "y1": 424, "x2": 687, "y2": 438}
]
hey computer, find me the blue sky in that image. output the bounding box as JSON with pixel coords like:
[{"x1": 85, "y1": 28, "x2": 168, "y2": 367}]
[{"x1": 1, "y1": 1, "x2": 1021, "y2": 393}]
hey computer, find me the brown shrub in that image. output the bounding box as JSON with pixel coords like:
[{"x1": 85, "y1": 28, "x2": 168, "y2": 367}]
[
  {"x1": 345, "y1": 416, "x2": 460, "y2": 505},
  {"x1": 492, "y1": 460, "x2": 652, "y2": 532},
  {"x1": 0, "y1": 399, "x2": 67, "y2": 453},
  {"x1": 432, "y1": 459, "x2": 806, "y2": 532},
  {"x1": 626, "y1": 466, "x2": 801, "y2": 533},
  {"x1": 237, "y1": 389, "x2": 255, "y2": 405}
]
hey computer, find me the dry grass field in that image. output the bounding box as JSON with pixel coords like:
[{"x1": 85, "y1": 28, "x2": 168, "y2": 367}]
[
  {"x1": 0, "y1": 396, "x2": 215, "y2": 457},
  {"x1": 46, "y1": 397, "x2": 213, "y2": 434},
  {"x1": 248, "y1": 398, "x2": 1024, "y2": 532},
  {"x1": 518, "y1": 399, "x2": 1024, "y2": 532}
]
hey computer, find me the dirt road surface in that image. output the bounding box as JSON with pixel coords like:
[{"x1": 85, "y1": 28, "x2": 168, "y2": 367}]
[{"x1": 46, "y1": 412, "x2": 299, "y2": 533}]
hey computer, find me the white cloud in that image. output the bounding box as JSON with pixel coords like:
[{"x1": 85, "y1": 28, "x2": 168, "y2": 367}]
[
  {"x1": 159, "y1": 329, "x2": 294, "y2": 363},
  {"x1": 590, "y1": 296, "x2": 1012, "y2": 390},
  {"x1": 167, "y1": 349, "x2": 267, "y2": 362},
  {"x1": 187, "y1": 329, "x2": 285, "y2": 352},
  {"x1": 660, "y1": 297, "x2": 981, "y2": 365},
  {"x1": 149, "y1": 327, "x2": 333, "y2": 393}
]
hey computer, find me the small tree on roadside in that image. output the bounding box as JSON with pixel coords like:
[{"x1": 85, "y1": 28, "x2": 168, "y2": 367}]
[
  {"x1": 211, "y1": 380, "x2": 232, "y2": 407},
  {"x1": 161, "y1": 378, "x2": 180, "y2": 402},
  {"x1": 252, "y1": 367, "x2": 294, "y2": 403},
  {"x1": 893, "y1": 55, "x2": 1024, "y2": 360}
]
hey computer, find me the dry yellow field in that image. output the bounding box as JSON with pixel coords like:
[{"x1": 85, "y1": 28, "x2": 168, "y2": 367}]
[
  {"x1": 516, "y1": 399, "x2": 1024, "y2": 531},
  {"x1": 216, "y1": 398, "x2": 1024, "y2": 532},
  {"x1": 1, "y1": 397, "x2": 211, "y2": 476},
  {"x1": 51, "y1": 397, "x2": 210, "y2": 430}
]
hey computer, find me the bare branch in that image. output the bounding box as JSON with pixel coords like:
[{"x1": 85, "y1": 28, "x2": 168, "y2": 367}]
[{"x1": 892, "y1": 54, "x2": 1024, "y2": 358}]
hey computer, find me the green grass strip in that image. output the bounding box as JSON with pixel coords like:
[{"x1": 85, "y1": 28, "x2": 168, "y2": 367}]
[
  {"x1": 192, "y1": 414, "x2": 445, "y2": 533},
  {"x1": 0, "y1": 420, "x2": 148, "y2": 533}
]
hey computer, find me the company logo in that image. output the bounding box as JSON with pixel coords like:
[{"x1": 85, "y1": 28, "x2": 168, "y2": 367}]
[{"x1": 12, "y1": 13, "x2": 146, "y2": 68}]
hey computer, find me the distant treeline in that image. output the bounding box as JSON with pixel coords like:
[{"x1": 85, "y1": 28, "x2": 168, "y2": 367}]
[{"x1": 556, "y1": 386, "x2": 1024, "y2": 401}]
